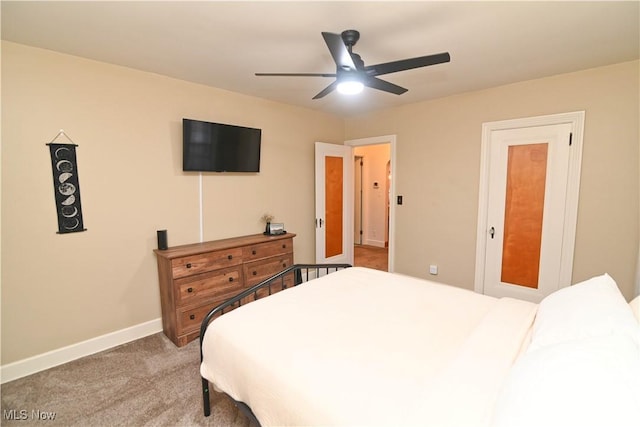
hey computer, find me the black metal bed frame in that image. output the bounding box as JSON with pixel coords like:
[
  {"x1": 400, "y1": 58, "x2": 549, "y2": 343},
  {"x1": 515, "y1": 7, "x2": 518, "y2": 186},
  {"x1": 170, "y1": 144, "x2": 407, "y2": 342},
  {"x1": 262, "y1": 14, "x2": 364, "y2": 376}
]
[{"x1": 199, "y1": 263, "x2": 351, "y2": 418}]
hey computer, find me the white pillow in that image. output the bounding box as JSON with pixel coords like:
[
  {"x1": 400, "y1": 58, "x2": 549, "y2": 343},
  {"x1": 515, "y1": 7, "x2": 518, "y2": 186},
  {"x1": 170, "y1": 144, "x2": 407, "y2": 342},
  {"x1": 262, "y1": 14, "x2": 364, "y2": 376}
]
[
  {"x1": 492, "y1": 334, "x2": 640, "y2": 427},
  {"x1": 529, "y1": 273, "x2": 639, "y2": 351},
  {"x1": 630, "y1": 295, "x2": 640, "y2": 323}
]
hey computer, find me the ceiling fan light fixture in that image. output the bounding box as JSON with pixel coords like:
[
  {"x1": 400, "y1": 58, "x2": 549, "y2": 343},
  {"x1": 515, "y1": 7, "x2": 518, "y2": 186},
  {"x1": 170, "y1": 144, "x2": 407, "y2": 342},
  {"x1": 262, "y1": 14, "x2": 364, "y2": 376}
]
[
  {"x1": 256, "y1": 30, "x2": 450, "y2": 99},
  {"x1": 336, "y1": 79, "x2": 364, "y2": 95}
]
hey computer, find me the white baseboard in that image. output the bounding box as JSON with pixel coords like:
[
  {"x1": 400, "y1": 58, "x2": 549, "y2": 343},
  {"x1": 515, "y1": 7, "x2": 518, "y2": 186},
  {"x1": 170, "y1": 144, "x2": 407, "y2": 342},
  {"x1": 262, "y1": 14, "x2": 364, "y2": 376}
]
[
  {"x1": 363, "y1": 239, "x2": 386, "y2": 248},
  {"x1": 1, "y1": 318, "x2": 162, "y2": 384}
]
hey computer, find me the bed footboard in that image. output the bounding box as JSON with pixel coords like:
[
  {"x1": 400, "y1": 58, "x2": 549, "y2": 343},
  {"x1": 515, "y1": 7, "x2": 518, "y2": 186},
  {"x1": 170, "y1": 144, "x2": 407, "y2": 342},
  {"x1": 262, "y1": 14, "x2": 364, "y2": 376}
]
[{"x1": 199, "y1": 263, "x2": 351, "y2": 417}]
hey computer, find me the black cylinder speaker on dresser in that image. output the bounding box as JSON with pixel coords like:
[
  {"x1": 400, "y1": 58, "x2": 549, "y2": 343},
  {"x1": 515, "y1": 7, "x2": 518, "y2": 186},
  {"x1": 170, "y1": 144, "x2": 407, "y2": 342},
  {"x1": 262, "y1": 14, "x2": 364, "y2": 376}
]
[{"x1": 157, "y1": 230, "x2": 168, "y2": 250}]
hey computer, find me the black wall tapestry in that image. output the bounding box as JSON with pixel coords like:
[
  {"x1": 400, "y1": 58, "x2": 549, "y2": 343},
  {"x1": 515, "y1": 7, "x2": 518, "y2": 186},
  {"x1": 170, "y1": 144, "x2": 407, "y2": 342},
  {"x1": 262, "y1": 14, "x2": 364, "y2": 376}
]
[{"x1": 47, "y1": 132, "x2": 86, "y2": 234}]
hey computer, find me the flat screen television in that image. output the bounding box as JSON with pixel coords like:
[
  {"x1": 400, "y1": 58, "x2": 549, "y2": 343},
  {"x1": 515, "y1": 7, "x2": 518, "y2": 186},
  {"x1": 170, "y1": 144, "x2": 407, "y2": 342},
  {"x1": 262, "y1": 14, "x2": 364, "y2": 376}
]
[{"x1": 182, "y1": 118, "x2": 261, "y2": 172}]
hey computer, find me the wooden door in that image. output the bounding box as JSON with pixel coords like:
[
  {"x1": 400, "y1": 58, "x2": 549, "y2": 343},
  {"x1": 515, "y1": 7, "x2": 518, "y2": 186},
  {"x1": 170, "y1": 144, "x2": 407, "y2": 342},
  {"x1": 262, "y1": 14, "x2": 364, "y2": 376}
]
[
  {"x1": 315, "y1": 142, "x2": 354, "y2": 265},
  {"x1": 475, "y1": 112, "x2": 584, "y2": 302}
]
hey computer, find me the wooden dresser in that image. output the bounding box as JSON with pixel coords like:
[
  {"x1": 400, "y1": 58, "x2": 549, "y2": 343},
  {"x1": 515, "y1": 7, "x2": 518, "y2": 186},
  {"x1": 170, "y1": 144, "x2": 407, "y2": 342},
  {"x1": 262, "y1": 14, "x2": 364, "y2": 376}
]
[{"x1": 154, "y1": 233, "x2": 295, "y2": 346}]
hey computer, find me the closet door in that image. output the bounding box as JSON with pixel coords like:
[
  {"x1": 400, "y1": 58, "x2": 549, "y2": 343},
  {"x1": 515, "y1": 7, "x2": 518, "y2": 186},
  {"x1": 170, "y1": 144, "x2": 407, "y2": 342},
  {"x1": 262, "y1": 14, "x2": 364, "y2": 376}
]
[{"x1": 475, "y1": 112, "x2": 584, "y2": 302}]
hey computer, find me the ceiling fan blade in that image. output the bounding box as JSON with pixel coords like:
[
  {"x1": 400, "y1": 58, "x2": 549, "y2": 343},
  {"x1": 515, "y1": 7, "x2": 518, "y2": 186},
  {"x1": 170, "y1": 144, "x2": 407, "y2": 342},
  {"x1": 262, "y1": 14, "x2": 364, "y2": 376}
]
[
  {"x1": 365, "y1": 77, "x2": 408, "y2": 95},
  {"x1": 322, "y1": 32, "x2": 357, "y2": 71},
  {"x1": 255, "y1": 72, "x2": 336, "y2": 77},
  {"x1": 365, "y1": 52, "x2": 450, "y2": 77},
  {"x1": 312, "y1": 80, "x2": 339, "y2": 99}
]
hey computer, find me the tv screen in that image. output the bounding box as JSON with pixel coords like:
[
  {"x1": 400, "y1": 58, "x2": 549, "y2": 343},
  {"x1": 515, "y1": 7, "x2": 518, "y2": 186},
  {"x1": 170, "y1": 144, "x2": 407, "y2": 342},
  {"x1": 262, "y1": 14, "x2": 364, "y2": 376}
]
[{"x1": 183, "y1": 118, "x2": 261, "y2": 172}]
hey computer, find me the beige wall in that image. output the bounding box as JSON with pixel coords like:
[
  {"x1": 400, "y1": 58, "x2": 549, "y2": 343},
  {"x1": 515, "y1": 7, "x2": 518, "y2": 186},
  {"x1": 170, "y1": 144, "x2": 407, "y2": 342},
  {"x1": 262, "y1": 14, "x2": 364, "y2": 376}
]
[
  {"x1": 1, "y1": 42, "x2": 343, "y2": 364},
  {"x1": 346, "y1": 60, "x2": 640, "y2": 300}
]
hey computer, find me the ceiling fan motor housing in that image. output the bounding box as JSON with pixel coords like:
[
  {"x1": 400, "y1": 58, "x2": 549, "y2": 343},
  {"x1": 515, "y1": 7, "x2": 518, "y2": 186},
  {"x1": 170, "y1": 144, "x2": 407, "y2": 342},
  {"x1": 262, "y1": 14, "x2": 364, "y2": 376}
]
[{"x1": 341, "y1": 29, "x2": 360, "y2": 49}]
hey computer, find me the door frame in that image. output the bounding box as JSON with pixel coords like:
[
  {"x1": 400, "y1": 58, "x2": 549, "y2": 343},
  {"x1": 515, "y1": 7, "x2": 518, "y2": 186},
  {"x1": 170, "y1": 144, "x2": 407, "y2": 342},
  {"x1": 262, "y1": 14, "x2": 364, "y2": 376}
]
[
  {"x1": 345, "y1": 135, "x2": 397, "y2": 272},
  {"x1": 474, "y1": 111, "x2": 585, "y2": 295},
  {"x1": 354, "y1": 155, "x2": 364, "y2": 245}
]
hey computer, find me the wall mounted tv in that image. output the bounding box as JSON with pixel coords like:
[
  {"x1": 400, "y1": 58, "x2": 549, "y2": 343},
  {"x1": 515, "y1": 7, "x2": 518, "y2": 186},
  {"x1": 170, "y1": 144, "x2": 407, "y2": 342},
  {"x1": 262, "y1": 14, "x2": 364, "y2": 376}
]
[{"x1": 182, "y1": 118, "x2": 261, "y2": 172}]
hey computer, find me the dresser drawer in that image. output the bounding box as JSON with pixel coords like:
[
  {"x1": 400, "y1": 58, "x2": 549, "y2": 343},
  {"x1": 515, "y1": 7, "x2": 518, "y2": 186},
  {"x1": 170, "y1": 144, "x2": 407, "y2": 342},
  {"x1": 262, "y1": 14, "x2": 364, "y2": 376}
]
[
  {"x1": 246, "y1": 274, "x2": 294, "y2": 301},
  {"x1": 174, "y1": 265, "x2": 243, "y2": 307},
  {"x1": 242, "y1": 238, "x2": 293, "y2": 262},
  {"x1": 172, "y1": 248, "x2": 242, "y2": 279},
  {"x1": 244, "y1": 253, "x2": 293, "y2": 287},
  {"x1": 177, "y1": 301, "x2": 223, "y2": 335}
]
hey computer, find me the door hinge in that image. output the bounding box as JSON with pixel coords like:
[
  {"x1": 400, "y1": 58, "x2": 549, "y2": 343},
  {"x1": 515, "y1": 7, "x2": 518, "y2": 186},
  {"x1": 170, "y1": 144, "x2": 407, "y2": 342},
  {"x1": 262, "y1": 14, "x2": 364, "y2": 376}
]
[{"x1": 569, "y1": 132, "x2": 573, "y2": 146}]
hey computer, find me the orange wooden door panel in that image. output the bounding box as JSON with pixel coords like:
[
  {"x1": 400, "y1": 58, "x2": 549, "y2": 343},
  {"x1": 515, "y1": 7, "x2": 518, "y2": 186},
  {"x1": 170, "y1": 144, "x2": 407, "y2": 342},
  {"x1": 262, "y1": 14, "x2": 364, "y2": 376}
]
[
  {"x1": 325, "y1": 156, "x2": 343, "y2": 258},
  {"x1": 500, "y1": 143, "x2": 548, "y2": 288}
]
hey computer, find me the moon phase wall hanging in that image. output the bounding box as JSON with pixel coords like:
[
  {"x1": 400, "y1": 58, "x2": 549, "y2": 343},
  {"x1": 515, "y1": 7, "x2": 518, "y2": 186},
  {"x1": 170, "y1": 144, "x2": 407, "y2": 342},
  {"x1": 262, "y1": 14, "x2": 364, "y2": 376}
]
[{"x1": 47, "y1": 130, "x2": 86, "y2": 234}]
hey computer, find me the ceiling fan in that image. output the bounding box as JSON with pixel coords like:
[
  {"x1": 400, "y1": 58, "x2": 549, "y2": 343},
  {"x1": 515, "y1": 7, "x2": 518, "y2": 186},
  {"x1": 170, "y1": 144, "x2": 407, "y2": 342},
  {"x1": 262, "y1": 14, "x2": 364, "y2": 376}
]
[{"x1": 255, "y1": 30, "x2": 450, "y2": 99}]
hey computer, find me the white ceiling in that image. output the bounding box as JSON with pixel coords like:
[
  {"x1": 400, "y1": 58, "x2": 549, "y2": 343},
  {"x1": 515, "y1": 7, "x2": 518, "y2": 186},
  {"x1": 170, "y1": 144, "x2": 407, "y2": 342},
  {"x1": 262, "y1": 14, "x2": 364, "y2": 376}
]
[{"x1": 2, "y1": 1, "x2": 639, "y2": 117}]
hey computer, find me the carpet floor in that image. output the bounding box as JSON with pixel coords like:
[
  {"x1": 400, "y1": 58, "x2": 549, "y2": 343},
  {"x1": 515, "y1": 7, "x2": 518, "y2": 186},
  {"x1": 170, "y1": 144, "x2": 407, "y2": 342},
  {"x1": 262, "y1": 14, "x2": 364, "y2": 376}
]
[{"x1": 1, "y1": 333, "x2": 250, "y2": 426}]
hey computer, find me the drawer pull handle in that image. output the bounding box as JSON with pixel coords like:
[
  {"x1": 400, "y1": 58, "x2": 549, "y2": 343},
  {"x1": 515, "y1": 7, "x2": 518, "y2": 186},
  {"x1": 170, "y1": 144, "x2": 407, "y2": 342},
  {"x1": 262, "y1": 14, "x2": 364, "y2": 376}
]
[
  {"x1": 227, "y1": 255, "x2": 233, "y2": 260},
  {"x1": 189, "y1": 314, "x2": 195, "y2": 320},
  {"x1": 186, "y1": 263, "x2": 192, "y2": 269},
  {"x1": 187, "y1": 287, "x2": 193, "y2": 293},
  {"x1": 252, "y1": 271, "x2": 257, "y2": 276},
  {"x1": 282, "y1": 244, "x2": 286, "y2": 248},
  {"x1": 228, "y1": 277, "x2": 234, "y2": 282},
  {"x1": 252, "y1": 250, "x2": 257, "y2": 255}
]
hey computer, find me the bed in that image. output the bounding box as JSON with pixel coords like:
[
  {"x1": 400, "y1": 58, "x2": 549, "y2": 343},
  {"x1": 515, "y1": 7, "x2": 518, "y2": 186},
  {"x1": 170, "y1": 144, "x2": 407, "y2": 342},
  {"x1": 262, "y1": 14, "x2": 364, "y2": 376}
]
[{"x1": 200, "y1": 265, "x2": 640, "y2": 427}]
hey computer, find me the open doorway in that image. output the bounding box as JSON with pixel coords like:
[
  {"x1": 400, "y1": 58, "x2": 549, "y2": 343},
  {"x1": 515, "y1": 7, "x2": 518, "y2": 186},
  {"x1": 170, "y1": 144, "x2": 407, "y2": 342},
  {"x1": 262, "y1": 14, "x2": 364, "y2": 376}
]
[{"x1": 347, "y1": 138, "x2": 394, "y2": 272}]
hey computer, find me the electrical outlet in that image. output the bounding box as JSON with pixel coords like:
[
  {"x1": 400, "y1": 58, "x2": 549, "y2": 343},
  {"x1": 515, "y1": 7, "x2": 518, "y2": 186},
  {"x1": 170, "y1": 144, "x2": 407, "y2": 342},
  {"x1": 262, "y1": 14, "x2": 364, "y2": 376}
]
[{"x1": 429, "y1": 265, "x2": 438, "y2": 275}]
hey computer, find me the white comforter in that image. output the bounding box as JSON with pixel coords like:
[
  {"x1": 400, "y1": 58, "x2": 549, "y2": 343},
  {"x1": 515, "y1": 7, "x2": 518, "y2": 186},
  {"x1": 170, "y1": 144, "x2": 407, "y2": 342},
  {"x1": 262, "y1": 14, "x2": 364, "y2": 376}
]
[{"x1": 200, "y1": 267, "x2": 538, "y2": 426}]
